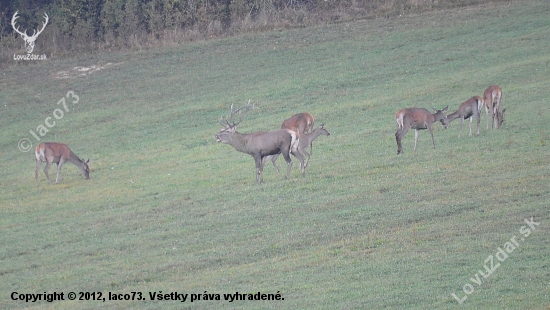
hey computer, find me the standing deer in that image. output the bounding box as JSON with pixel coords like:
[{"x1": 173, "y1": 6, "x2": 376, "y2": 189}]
[
  {"x1": 215, "y1": 103, "x2": 304, "y2": 184},
  {"x1": 395, "y1": 106, "x2": 448, "y2": 155},
  {"x1": 35, "y1": 142, "x2": 90, "y2": 186},
  {"x1": 281, "y1": 112, "x2": 315, "y2": 156},
  {"x1": 268, "y1": 124, "x2": 330, "y2": 173},
  {"x1": 483, "y1": 85, "x2": 502, "y2": 129},
  {"x1": 445, "y1": 96, "x2": 483, "y2": 137},
  {"x1": 12, "y1": 11, "x2": 49, "y2": 54}
]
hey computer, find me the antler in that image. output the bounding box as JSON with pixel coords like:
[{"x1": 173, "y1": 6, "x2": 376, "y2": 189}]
[
  {"x1": 219, "y1": 99, "x2": 255, "y2": 129},
  {"x1": 11, "y1": 11, "x2": 27, "y2": 38},
  {"x1": 29, "y1": 13, "x2": 49, "y2": 40},
  {"x1": 11, "y1": 11, "x2": 48, "y2": 39},
  {"x1": 32, "y1": 12, "x2": 50, "y2": 38}
]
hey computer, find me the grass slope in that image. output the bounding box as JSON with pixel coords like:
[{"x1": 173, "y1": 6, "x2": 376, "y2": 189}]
[{"x1": 1, "y1": 1, "x2": 549, "y2": 309}]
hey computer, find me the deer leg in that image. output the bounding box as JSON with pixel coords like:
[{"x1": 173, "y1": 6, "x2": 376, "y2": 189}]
[
  {"x1": 468, "y1": 117, "x2": 473, "y2": 136},
  {"x1": 458, "y1": 117, "x2": 464, "y2": 138},
  {"x1": 282, "y1": 148, "x2": 293, "y2": 180},
  {"x1": 491, "y1": 99, "x2": 498, "y2": 129},
  {"x1": 302, "y1": 149, "x2": 311, "y2": 168},
  {"x1": 271, "y1": 154, "x2": 280, "y2": 172},
  {"x1": 475, "y1": 110, "x2": 480, "y2": 136},
  {"x1": 414, "y1": 129, "x2": 420, "y2": 152},
  {"x1": 254, "y1": 155, "x2": 263, "y2": 184},
  {"x1": 485, "y1": 105, "x2": 490, "y2": 130},
  {"x1": 44, "y1": 161, "x2": 53, "y2": 184},
  {"x1": 291, "y1": 149, "x2": 305, "y2": 176},
  {"x1": 55, "y1": 159, "x2": 66, "y2": 184},
  {"x1": 493, "y1": 105, "x2": 499, "y2": 129},
  {"x1": 428, "y1": 126, "x2": 435, "y2": 149},
  {"x1": 395, "y1": 127, "x2": 409, "y2": 155}
]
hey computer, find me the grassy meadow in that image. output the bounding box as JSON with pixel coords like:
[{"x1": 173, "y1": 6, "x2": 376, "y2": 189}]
[{"x1": 1, "y1": 0, "x2": 549, "y2": 308}]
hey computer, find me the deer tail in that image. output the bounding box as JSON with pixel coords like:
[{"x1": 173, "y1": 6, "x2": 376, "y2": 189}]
[
  {"x1": 287, "y1": 130, "x2": 299, "y2": 156},
  {"x1": 35, "y1": 144, "x2": 46, "y2": 162},
  {"x1": 477, "y1": 97, "x2": 484, "y2": 112},
  {"x1": 396, "y1": 111, "x2": 404, "y2": 130}
]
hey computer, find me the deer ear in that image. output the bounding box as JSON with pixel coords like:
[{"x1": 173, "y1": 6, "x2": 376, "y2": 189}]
[
  {"x1": 85, "y1": 158, "x2": 90, "y2": 164},
  {"x1": 442, "y1": 105, "x2": 448, "y2": 112}
]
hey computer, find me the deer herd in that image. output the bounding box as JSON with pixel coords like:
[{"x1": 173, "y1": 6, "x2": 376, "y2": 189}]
[
  {"x1": 214, "y1": 104, "x2": 330, "y2": 184},
  {"x1": 34, "y1": 85, "x2": 505, "y2": 185},
  {"x1": 395, "y1": 85, "x2": 506, "y2": 155}
]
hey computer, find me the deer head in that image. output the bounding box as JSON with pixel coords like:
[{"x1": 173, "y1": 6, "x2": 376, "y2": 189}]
[
  {"x1": 216, "y1": 100, "x2": 255, "y2": 143},
  {"x1": 81, "y1": 158, "x2": 91, "y2": 179},
  {"x1": 431, "y1": 106, "x2": 449, "y2": 129},
  {"x1": 496, "y1": 108, "x2": 506, "y2": 128},
  {"x1": 12, "y1": 11, "x2": 49, "y2": 54}
]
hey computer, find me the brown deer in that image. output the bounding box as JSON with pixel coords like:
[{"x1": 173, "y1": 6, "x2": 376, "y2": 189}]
[
  {"x1": 395, "y1": 106, "x2": 448, "y2": 155},
  {"x1": 445, "y1": 96, "x2": 483, "y2": 137},
  {"x1": 35, "y1": 142, "x2": 90, "y2": 186},
  {"x1": 215, "y1": 103, "x2": 304, "y2": 184},
  {"x1": 483, "y1": 85, "x2": 502, "y2": 129},
  {"x1": 281, "y1": 112, "x2": 315, "y2": 156},
  {"x1": 268, "y1": 124, "x2": 330, "y2": 173}
]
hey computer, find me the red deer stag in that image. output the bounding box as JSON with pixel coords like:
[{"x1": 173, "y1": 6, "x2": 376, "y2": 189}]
[
  {"x1": 281, "y1": 112, "x2": 315, "y2": 155},
  {"x1": 268, "y1": 124, "x2": 330, "y2": 173},
  {"x1": 445, "y1": 96, "x2": 483, "y2": 137},
  {"x1": 35, "y1": 142, "x2": 90, "y2": 186},
  {"x1": 215, "y1": 103, "x2": 304, "y2": 184},
  {"x1": 395, "y1": 106, "x2": 448, "y2": 155},
  {"x1": 483, "y1": 85, "x2": 502, "y2": 129}
]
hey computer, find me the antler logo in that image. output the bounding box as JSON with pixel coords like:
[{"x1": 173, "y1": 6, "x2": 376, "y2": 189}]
[{"x1": 11, "y1": 11, "x2": 49, "y2": 54}]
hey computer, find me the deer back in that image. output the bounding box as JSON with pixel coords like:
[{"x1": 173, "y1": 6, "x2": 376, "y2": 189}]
[
  {"x1": 281, "y1": 112, "x2": 315, "y2": 134},
  {"x1": 483, "y1": 85, "x2": 502, "y2": 110},
  {"x1": 399, "y1": 108, "x2": 433, "y2": 129},
  {"x1": 36, "y1": 142, "x2": 71, "y2": 164},
  {"x1": 447, "y1": 97, "x2": 481, "y2": 122},
  {"x1": 299, "y1": 124, "x2": 330, "y2": 147}
]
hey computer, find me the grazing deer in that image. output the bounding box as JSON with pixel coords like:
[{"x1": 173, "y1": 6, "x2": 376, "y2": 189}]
[
  {"x1": 483, "y1": 85, "x2": 502, "y2": 129},
  {"x1": 268, "y1": 124, "x2": 330, "y2": 173},
  {"x1": 445, "y1": 96, "x2": 483, "y2": 137},
  {"x1": 395, "y1": 106, "x2": 448, "y2": 155},
  {"x1": 35, "y1": 142, "x2": 90, "y2": 186},
  {"x1": 281, "y1": 112, "x2": 315, "y2": 156},
  {"x1": 215, "y1": 103, "x2": 304, "y2": 184}
]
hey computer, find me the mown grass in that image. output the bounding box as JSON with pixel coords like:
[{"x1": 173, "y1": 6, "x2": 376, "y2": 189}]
[{"x1": 1, "y1": 1, "x2": 549, "y2": 309}]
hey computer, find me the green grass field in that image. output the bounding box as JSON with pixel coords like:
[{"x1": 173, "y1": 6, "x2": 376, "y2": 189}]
[{"x1": 1, "y1": 0, "x2": 549, "y2": 308}]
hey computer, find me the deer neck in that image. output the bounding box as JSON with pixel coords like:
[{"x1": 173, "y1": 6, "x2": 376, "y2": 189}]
[
  {"x1": 67, "y1": 151, "x2": 84, "y2": 167},
  {"x1": 227, "y1": 132, "x2": 253, "y2": 154},
  {"x1": 446, "y1": 111, "x2": 462, "y2": 122},
  {"x1": 305, "y1": 129, "x2": 322, "y2": 144}
]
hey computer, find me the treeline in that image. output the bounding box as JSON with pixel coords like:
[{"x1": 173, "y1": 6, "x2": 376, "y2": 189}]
[{"x1": 1, "y1": 0, "x2": 503, "y2": 63}]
